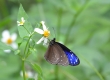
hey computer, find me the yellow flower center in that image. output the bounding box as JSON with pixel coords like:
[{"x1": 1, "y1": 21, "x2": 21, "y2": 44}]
[
  {"x1": 43, "y1": 30, "x2": 50, "y2": 37},
  {"x1": 6, "y1": 38, "x2": 13, "y2": 44},
  {"x1": 20, "y1": 21, "x2": 24, "y2": 25},
  {"x1": 25, "y1": 73, "x2": 28, "y2": 78}
]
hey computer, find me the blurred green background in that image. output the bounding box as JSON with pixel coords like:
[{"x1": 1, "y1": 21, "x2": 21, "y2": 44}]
[{"x1": 0, "y1": 0, "x2": 110, "y2": 80}]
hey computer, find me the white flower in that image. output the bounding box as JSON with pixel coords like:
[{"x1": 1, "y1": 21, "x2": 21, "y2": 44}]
[
  {"x1": 34, "y1": 21, "x2": 50, "y2": 45},
  {"x1": 20, "y1": 71, "x2": 35, "y2": 78},
  {"x1": 17, "y1": 17, "x2": 25, "y2": 26},
  {"x1": 1, "y1": 30, "x2": 18, "y2": 53}
]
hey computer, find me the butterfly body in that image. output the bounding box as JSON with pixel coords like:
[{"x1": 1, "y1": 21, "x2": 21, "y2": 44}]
[{"x1": 44, "y1": 38, "x2": 80, "y2": 66}]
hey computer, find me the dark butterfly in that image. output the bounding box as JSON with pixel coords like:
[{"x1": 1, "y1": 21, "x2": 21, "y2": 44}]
[{"x1": 44, "y1": 38, "x2": 80, "y2": 66}]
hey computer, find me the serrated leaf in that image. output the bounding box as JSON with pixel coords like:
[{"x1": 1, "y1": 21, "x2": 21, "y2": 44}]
[
  {"x1": 31, "y1": 63, "x2": 42, "y2": 76},
  {"x1": 17, "y1": 4, "x2": 33, "y2": 38}
]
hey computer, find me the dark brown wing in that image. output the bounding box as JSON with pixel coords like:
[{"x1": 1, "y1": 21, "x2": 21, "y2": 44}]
[{"x1": 44, "y1": 43, "x2": 69, "y2": 66}]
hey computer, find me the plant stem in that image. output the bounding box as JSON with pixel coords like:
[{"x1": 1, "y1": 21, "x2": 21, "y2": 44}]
[
  {"x1": 64, "y1": 0, "x2": 89, "y2": 44},
  {"x1": 22, "y1": 32, "x2": 35, "y2": 80},
  {"x1": 55, "y1": 66, "x2": 59, "y2": 80},
  {"x1": 24, "y1": 32, "x2": 35, "y2": 56},
  {"x1": 80, "y1": 54, "x2": 104, "y2": 80},
  {"x1": 23, "y1": 26, "x2": 30, "y2": 34},
  {"x1": 22, "y1": 59, "x2": 26, "y2": 80}
]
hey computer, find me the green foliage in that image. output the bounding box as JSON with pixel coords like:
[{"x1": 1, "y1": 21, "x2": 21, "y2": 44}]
[
  {"x1": 0, "y1": 42, "x2": 13, "y2": 51},
  {"x1": 31, "y1": 63, "x2": 43, "y2": 80},
  {"x1": 31, "y1": 63, "x2": 42, "y2": 76},
  {"x1": 0, "y1": 0, "x2": 110, "y2": 80},
  {"x1": 17, "y1": 4, "x2": 33, "y2": 38}
]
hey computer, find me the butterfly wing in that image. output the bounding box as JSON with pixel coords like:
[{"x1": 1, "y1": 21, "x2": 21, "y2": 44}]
[
  {"x1": 44, "y1": 44, "x2": 60, "y2": 64},
  {"x1": 44, "y1": 42, "x2": 69, "y2": 66},
  {"x1": 57, "y1": 42, "x2": 80, "y2": 66}
]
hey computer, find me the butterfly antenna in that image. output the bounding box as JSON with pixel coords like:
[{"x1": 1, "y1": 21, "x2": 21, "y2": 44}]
[{"x1": 52, "y1": 27, "x2": 56, "y2": 38}]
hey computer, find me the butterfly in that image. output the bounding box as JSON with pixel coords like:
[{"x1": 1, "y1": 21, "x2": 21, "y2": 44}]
[{"x1": 44, "y1": 38, "x2": 80, "y2": 66}]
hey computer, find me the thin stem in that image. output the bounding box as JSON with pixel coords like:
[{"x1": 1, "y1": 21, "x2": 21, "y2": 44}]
[
  {"x1": 80, "y1": 54, "x2": 104, "y2": 80},
  {"x1": 54, "y1": 66, "x2": 59, "y2": 80},
  {"x1": 22, "y1": 59, "x2": 26, "y2": 80},
  {"x1": 60, "y1": 69, "x2": 78, "y2": 80},
  {"x1": 22, "y1": 32, "x2": 35, "y2": 80},
  {"x1": 24, "y1": 32, "x2": 35, "y2": 56},
  {"x1": 23, "y1": 25, "x2": 30, "y2": 34},
  {"x1": 64, "y1": 1, "x2": 89, "y2": 44}
]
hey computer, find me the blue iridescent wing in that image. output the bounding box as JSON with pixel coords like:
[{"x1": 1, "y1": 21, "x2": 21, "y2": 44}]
[{"x1": 57, "y1": 42, "x2": 80, "y2": 66}]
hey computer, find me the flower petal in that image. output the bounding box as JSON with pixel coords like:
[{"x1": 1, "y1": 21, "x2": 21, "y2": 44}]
[
  {"x1": 27, "y1": 71, "x2": 33, "y2": 77},
  {"x1": 11, "y1": 33, "x2": 17, "y2": 41},
  {"x1": 4, "y1": 49, "x2": 11, "y2": 53},
  {"x1": 41, "y1": 21, "x2": 47, "y2": 31},
  {"x1": 11, "y1": 42, "x2": 18, "y2": 49},
  {"x1": 34, "y1": 28, "x2": 44, "y2": 34},
  {"x1": 17, "y1": 24, "x2": 20, "y2": 26},
  {"x1": 37, "y1": 37, "x2": 44, "y2": 44},
  {"x1": 21, "y1": 17, "x2": 25, "y2": 22},
  {"x1": 1, "y1": 37, "x2": 7, "y2": 43},
  {"x1": 17, "y1": 21, "x2": 20, "y2": 23},
  {"x1": 43, "y1": 38, "x2": 48, "y2": 45},
  {"x1": 2, "y1": 30, "x2": 10, "y2": 38}
]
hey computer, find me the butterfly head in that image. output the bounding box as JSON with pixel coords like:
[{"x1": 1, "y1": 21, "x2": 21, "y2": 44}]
[{"x1": 49, "y1": 38, "x2": 56, "y2": 45}]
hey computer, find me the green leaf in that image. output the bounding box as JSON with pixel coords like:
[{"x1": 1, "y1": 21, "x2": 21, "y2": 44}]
[
  {"x1": 28, "y1": 78, "x2": 35, "y2": 80},
  {"x1": 29, "y1": 48, "x2": 37, "y2": 55},
  {"x1": 17, "y1": 26, "x2": 29, "y2": 38},
  {"x1": 17, "y1": 4, "x2": 33, "y2": 38},
  {"x1": 23, "y1": 36, "x2": 30, "y2": 41},
  {"x1": 18, "y1": 36, "x2": 29, "y2": 47},
  {"x1": 29, "y1": 39, "x2": 35, "y2": 48},
  {"x1": 31, "y1": 63, "x2": 42, "y2": 76},
  {"x1": 0, "y1": 42, "x2": 13, "y2": 50},
  {"x1": 37, "y1": 75, "x2": 43, "y2": 80},
  {"x1": 14, "y1": 49, "x2": 20, "y2": 55}
]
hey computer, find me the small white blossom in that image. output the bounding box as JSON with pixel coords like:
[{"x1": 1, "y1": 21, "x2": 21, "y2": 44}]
[
  {"x1": 20, "y1": 71, "x2": 36, "y2": 79},
  {"x1": 34, "y1": 21, "x2": 50, "y2": 45},
  {"x1": 1, "y1": 30, "x2": 18, "y2": 53},
  {"x1": 17, "y1": 17, "x2": 25, "y2": 26}
]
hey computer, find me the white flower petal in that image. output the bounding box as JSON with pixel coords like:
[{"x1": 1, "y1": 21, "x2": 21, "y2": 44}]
[
  {"x1": 20, "y1": 71, "x2": 34, "y2": 78},
  {"x1": 1, "y1": 37, "x2": 7, "y2": 43},
  {"x1": 17, "y1": 24, "x2": 20, "y2": 26},
  {"x1": 41, "y1": 21, "x2": 47, "y2": 31},
  {"x1": 11, "y1": 43, "x2": 18, "y2": 49},
  {"x1": 17, "y1": 21, "x2": 20, "y2": 23},
  {"x1": 2, "y1": 30, "x2": 10, "y2": 38},
  {"x1": 34, "y1": 28, "x2": 44, "y2": 34},
  {"x1": 27, "y1": 71, "x2": 33, "y2": 77},
  {"x1": 21, "y1": 17, "x2": 25, "y2": 22},
  {"x1": 11, "y1": 33, "x2": 17, "y2": 41},
  {"x1": 43, "y1": 38, "x2": 48, "y2": 45},
  {"x1": 4, "y1": 49, "x2": 11, "y2": 53},
  {"x1": 37, "y1": 37, "x2": 44, "y2": 44},
  {"x1": 20, "y1": 71, "x2": 23, "y2": 77}
]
